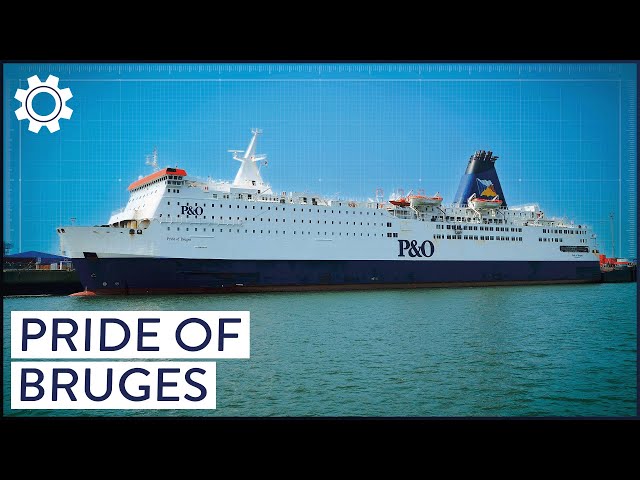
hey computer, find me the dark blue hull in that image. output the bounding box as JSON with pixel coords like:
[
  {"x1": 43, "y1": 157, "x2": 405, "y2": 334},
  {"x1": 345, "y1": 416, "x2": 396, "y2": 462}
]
[{"x1": 71, "y1": 258, "x2": 602, "y2": 295}]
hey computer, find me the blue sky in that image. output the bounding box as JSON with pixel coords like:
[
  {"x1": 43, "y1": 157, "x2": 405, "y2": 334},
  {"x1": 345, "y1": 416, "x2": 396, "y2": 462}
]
[{"x1": 3, "y1": 63, "x2": 637, "y2": 258}]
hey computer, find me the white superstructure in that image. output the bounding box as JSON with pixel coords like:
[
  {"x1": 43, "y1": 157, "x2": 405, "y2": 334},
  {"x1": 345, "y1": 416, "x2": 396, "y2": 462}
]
[{"x1": 57, "y1": 130, "x2": 602, "y2": 295}]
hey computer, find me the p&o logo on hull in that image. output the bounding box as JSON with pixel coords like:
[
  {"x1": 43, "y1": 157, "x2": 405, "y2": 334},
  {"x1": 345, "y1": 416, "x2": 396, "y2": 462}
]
[
  {"x1": 398, "y1": 240, "x2": 435, "y2": 258},
  {"x1": 181, "y1": 206, "x2": 204, "y2": 215}
]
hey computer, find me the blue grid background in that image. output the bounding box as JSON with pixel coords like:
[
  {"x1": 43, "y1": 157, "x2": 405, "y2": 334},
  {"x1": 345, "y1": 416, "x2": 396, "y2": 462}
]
[{"x1": 3, "y1": 63, "x2": 637, "y2": 259}]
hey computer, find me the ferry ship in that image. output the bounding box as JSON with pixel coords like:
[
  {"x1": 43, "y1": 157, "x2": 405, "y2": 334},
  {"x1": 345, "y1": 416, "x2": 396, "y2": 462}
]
[{"x1": 58, "y1": 129, "x2": 602, "y2": 294}]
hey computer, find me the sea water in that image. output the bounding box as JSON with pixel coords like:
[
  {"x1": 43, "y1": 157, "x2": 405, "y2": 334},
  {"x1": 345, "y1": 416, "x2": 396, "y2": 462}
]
[{"x1": 3, "y1": 283, "x2": 636, "y2": 417}]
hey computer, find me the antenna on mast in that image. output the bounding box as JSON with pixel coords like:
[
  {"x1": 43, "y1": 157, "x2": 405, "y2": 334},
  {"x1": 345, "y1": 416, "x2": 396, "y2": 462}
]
[
  {"x1": 145, "y1": 147, "x2": 160, "y2": 172},
  {"x1": 229, "y1": 129, "x2": 267, "y2": 164}
]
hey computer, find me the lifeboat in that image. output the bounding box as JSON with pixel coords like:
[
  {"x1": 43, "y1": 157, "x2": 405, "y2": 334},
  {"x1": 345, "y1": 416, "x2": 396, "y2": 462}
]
[
  {"x1": 469, "y1": 193, "x2": 503, "y2": 210},
  {"x1": 389, "y1": 198, "x2": 410, "y2": 207},
  {"x1": 389, "y1": 190, "x2": 410, "y2": 207},
  {"x1": 408, "y1": 192, "x2": 443, "y2": 209}
]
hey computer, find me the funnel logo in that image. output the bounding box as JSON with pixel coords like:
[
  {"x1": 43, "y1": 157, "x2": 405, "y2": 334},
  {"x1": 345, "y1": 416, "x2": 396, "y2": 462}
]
[{"x1": 477, "y1": 179, "x2": 497, "y2": 197}]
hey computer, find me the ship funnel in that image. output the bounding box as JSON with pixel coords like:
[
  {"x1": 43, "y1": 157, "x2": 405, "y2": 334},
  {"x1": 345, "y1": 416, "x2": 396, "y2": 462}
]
[{"x1": 453, "y1": 150, "x2": 507, "y2": 207}]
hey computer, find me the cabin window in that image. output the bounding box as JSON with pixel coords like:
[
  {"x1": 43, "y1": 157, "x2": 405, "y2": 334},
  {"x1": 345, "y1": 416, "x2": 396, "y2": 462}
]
[
  {"x1": 167, "y1": 202, "x2": 170, "y2": 205},
  {"x1": 167, "y1": 227, "x2": 170, "y2": 231}
]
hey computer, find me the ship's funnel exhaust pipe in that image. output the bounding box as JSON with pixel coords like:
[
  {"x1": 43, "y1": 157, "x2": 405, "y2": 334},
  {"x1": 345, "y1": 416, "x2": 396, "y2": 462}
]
[{"x1": 453, "y1": 150, "x2": 507, "y2": 207}]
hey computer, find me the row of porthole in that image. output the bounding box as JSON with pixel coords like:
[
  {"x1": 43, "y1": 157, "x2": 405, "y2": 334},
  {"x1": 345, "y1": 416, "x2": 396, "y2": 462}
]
[
  {"x1": 166, "y1": 226, "x2": 388, "y2": 237},
  {"x1": 166, "y1": 201, "x2": 384, "y2": 216},
  {"x1": 161, "y1": 215, "x2": 387, "y2": 227},
  {"x1": 437, "y1": 235, "x2": 524, "y2": 242}
]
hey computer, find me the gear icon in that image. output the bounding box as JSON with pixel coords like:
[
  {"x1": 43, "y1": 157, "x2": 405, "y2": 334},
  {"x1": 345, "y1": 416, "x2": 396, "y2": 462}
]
[{"x1": 15, "y1": 75, "x2": 73, "y2": 133}]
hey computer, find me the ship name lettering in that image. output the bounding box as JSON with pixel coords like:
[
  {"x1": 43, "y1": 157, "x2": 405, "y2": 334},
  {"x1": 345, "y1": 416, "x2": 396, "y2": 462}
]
[{"x1": 398, "y1": 239, "x2": 434, "y2": 258}]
